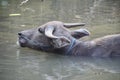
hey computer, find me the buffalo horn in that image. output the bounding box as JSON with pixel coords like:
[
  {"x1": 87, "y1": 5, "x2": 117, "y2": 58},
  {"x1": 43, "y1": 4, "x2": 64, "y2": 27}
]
[
  {"x1": 63, "y1": 23, "x2": 85, "y2": 28},
  {"x1": 45, "y1": 26, "x2": 58, "y2": 39}
]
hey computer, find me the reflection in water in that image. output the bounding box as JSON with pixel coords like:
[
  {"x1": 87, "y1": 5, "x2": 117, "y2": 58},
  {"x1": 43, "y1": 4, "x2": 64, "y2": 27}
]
[{"x1": 0, "y1": 0, "x2": 120, "y2": 80}]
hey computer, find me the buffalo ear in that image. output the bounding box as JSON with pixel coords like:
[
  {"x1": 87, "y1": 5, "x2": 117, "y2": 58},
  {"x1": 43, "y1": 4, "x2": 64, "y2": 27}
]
[
  {"x1": 51, "y1": 36, "x2": 71, "y2": 48},
  {"x1": 71, "y1": 29, "x2": 90, "y2": 39}
]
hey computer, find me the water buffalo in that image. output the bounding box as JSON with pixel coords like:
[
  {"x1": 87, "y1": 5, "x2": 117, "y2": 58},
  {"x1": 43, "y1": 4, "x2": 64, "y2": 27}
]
[
  {"x1": 17, "y1": 21, "x2": 87, "y2": 51},
  {"x1": 17, "y1": 21, "x2": 120, "y2": 57}
]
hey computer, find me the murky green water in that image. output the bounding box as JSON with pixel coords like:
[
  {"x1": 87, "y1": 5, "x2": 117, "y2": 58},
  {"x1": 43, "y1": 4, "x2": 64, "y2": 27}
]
[{"x1": 0, "y1": 0, "x2": 120, "y2": 80}]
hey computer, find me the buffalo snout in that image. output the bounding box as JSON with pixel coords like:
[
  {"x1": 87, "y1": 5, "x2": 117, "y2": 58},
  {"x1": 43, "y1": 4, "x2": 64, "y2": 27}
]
[{"x1": 18, "y1": 32, "x2": 28, "y2": 47}]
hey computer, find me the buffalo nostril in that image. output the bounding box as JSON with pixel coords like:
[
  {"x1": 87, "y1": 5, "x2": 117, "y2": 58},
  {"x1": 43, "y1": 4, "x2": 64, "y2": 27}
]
[{"x1": 18, "y1": 32, "x2": 22, "y2": 36}]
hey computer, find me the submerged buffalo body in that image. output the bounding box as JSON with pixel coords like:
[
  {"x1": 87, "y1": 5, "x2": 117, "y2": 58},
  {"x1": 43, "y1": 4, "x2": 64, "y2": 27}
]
[{"x1": 17, "y1": 21, "x2": 120, "y2": 57}]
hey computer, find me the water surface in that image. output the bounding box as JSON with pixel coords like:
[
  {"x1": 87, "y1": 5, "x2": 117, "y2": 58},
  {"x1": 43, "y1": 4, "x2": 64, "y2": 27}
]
[{"x1": 0, "y1": 0, "x2": 120, "y2": 80}]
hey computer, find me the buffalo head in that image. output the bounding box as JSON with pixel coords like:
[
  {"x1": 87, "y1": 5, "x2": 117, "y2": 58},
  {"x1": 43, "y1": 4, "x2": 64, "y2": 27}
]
[{"x1": 17, "y1": 21, "x2": 90, "y2": 52}]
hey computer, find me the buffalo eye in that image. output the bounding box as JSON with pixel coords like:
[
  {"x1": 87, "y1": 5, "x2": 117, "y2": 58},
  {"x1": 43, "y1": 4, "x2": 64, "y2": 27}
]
[{"x1": 38, "y1": 28, "x2": 44, "y2": 33}]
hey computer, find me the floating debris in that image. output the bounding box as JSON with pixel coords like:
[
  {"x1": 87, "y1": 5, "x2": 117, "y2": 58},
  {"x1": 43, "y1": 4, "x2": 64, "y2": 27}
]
[
  {"x1": 20, "y1": 25, "x2": 26, "y2": 27},
  {"x1": 20, "y1": 0, "x2": 29, "y2": 6},
  {"x1": 75, "y1": 15, "x2": 81, "y2": 19},
  {"x1": 9, "y1": 14, "x2": 21, "y2": 16}
]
